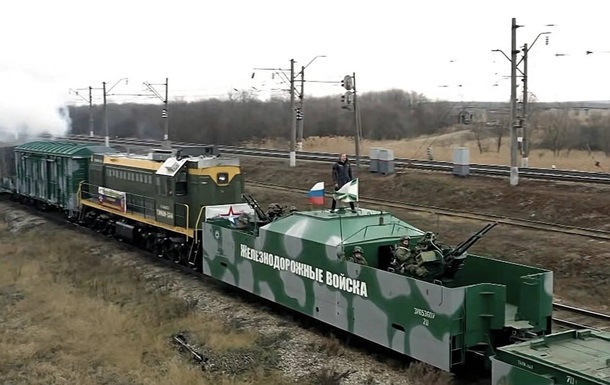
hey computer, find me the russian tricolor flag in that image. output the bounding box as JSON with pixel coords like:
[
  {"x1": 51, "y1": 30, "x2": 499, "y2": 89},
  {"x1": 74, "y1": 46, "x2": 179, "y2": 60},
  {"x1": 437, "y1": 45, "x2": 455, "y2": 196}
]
[{"x1": 308, "y1": 182, "x2": 325, "y2": 205}]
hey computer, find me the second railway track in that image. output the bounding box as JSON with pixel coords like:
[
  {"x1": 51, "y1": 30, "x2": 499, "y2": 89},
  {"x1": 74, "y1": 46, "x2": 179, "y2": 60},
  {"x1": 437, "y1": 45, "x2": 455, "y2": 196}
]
[
  {"x1": 60, "y1": 134, "x2": 610, "y2": 185},
  {"x1": 553, "y1": 303, "x2": 610, "y2": 331},
  {"x1": 248, "y1": 181, "x2": 610, "y2": 241}
]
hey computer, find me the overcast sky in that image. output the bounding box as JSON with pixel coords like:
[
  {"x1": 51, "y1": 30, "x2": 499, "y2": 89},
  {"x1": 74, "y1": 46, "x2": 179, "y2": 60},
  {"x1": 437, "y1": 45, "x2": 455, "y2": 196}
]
[{"x1": 2, "y1": 0, "x2": 610, "y2": 109}]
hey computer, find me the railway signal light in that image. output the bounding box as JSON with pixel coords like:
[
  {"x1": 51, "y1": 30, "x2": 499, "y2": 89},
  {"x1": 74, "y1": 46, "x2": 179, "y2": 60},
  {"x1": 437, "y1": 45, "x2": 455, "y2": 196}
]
[
  {"x1": 341, "y1": 91, "x2": 354, "y2": 110},
  {"x1": 341, "y1": 75, "x2": 354, "y2": 90}
]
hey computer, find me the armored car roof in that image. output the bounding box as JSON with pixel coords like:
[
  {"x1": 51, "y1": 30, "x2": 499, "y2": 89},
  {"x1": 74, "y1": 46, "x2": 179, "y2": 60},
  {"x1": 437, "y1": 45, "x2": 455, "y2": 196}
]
[
  {"x1": 496, "y1": 329, "x2": 610, "y2": 384},
  {"x1": 260, "y1": 208, "x2": 425, "y2": 246}
]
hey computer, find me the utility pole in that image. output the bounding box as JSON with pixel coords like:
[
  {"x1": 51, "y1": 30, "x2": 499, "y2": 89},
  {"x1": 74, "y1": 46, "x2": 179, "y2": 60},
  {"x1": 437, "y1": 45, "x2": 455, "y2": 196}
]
[
  {"x1": 144, "y1": 78, "x2": 170, "y2": 149},
  {"x1": 297, "y1": 65, "x2": 305, "y2": 151},
  {"x1": 88, "y1": 86, "x2": 94, "y2": 137},
  {"x1": 340, "y1": 74, "x2": 360, "y2": 167},
  {"x1": 509, "y1": 17, "x2": 519, "y2": 186},
  {"x1": 253, "y1": 56, "x2": 324, "y2": 164},
  {"x1": 522, "y1": 43, "x2": 529, "y2": 168},
  {"x1": 520, "y1": 31, "x2": 551, "y2": 166},
  {"x1": 102, "y1": 78, "x2": 128, "y2": 148},
  {"x1": 69, "y1": 87, "x2": 95, "y2": 137},
  {"x1": 163, "y1": 77, "x2": 169, "y2": 149},
  {"x1": 103, "y1": 81, "x2": 109, "y2": 147},
  {"x1": 494, "y1": 24, "x2": 552, "y2": 176},
  {"x1": 353, "y1": 72, "x2": 361, "y2": 168},
  {"x1": 289, "y1": 59, "x2": 296, "y2": 167}
]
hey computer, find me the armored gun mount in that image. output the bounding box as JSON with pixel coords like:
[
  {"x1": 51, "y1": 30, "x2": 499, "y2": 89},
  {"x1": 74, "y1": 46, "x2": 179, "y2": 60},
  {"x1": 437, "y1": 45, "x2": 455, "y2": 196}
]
[
  {"x1": 241, "y1": 194, "x2": 271, "y2": 224},
  {"x1": 439, "y1": 221, "x2": 498, "y2": 280}
]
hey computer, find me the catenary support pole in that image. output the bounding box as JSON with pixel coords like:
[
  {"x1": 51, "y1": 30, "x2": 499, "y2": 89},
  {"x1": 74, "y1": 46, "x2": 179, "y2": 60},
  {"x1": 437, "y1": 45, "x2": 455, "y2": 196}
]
[
  {"x1": 297, "y1": 66, "x2": 305, "y2": 151},
  {"x1": 522, "y1": 44, "x2": 529, "y2": 168},
  {"x1": 289, "y1": 59, "x2": 296, "y2": 167},
  {"x1": 510, "y1": 18, "x2": 519, "y2": 185},
  {"x1": 353, "y1": 72, "x2": 361, "y2": 168},
  {"x1": 162, "y1": 77, "x2": 170, "y2": 149},
  {"x1": 88, "y1": 86, "x2": 94, "y2": 137},
  {"x1": 103, "y1": 81, "x2": 109, "y2": 147}
]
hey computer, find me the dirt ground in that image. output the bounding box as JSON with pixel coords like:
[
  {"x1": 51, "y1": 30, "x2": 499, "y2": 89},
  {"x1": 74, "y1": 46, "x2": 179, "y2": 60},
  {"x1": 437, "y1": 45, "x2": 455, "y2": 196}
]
[{"x1": 241, "y1": 158, "x2": 610, "y2": 311}]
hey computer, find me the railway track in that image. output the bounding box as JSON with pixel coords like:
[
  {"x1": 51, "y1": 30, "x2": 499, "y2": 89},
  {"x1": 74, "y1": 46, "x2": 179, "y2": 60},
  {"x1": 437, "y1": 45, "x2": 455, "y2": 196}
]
[
  {"x1": 248, "y1": 181, "x2": 610, "y2": 241},
  {"x1": 553, "y1": 303, "x2": 610, "y2": 331},
  {"x1": 59, "y1": 134, "x2": 610, "y2": 185}
]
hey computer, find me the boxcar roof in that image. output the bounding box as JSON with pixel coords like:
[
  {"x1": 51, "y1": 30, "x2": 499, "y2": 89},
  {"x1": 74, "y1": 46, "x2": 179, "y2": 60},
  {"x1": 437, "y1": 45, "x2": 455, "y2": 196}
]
[{"x1": 15, "y1": 141, "x2": 116, "y2": 157}]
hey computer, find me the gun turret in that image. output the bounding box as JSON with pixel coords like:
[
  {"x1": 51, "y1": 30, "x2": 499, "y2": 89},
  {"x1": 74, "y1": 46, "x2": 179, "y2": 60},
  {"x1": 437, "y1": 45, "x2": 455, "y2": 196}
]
[
  {"x1": 241, "y1": 194, "x2": 270, "y2": 223},
  {"x1": 442, "y1": 222, "x2": 498, "y2": 279}
]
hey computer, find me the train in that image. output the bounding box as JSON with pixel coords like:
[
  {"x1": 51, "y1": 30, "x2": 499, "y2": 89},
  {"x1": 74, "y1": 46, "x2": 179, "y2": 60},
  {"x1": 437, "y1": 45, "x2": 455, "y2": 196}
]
[{"x1": 0, "y1": 140, "x2": 608, "y2": 385}]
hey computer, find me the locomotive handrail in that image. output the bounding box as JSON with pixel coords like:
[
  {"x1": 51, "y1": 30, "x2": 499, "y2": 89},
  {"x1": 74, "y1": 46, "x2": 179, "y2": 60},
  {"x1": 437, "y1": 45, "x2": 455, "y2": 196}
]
[
  {"x1": 194, "y1": 205, "x2": 206, "y2": 244},
  {"x1": 77, "y1": 181, "x2": 83, "y2": 206},
  {"x1": 179, "y1": 202, "x2": 190, "y2": 234}
]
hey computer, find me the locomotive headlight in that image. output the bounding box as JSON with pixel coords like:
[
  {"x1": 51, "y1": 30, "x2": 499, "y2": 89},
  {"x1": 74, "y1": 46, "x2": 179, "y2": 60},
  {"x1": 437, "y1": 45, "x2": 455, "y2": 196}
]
[{"x1": 217, "y1": 173, "x2": 228, "y2": 184}]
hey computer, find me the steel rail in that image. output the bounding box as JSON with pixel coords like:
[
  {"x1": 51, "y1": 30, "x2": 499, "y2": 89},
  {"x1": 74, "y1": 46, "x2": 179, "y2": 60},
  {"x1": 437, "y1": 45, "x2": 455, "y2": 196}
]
[
  {"x1": 552, "y1": 304, "x2": 610, "y2": 331},
  {"x1": 553, "y1": 303, "x2": 610, "y2": 323},
  {"x1": 59, "y1": 134, "x2": 610, "y2": 185},
  {"x1": 553, "y1": 318, "x2": 592, "y2": 330}
]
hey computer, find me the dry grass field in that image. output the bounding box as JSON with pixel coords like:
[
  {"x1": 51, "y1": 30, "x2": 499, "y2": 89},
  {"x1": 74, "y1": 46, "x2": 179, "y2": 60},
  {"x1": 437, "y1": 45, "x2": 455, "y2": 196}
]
[
  {"x1": 0, "y1": 219, "x2": 298, "y2": 385},
  {"x1": 244, "y1": 131, "x2": 610, "y2": 172}
]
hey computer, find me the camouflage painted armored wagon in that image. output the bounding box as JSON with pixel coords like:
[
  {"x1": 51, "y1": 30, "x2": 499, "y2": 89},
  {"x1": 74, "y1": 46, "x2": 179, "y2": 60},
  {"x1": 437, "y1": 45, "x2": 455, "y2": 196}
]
[{"x1": 201, "y1": 205, "x2": 554, "y2": 371}]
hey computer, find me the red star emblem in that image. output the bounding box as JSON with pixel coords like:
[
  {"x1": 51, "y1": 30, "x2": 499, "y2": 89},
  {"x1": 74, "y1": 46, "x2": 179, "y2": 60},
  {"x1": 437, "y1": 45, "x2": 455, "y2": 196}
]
[{"x1": 219, "y1": 206, "x2": 241, "y2": 224}]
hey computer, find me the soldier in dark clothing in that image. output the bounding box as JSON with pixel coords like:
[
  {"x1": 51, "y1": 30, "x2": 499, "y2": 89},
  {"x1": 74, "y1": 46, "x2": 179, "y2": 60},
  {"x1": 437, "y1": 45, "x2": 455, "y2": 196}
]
[{"x1": 331, "y1": 153, "x2": 356, "y2": 213}]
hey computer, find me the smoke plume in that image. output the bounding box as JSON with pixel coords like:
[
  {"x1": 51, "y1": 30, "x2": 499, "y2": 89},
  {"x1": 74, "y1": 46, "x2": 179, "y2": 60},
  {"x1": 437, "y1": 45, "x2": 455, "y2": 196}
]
[{"x1": 0, "y1": 68, "x2": 72, "y2": 143}]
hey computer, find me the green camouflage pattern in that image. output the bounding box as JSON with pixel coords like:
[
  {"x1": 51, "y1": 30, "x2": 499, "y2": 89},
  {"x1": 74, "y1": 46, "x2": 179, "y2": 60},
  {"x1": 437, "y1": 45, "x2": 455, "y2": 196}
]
[{"x1": 201, "y1": 206, "x2": 554, "y2": 372}]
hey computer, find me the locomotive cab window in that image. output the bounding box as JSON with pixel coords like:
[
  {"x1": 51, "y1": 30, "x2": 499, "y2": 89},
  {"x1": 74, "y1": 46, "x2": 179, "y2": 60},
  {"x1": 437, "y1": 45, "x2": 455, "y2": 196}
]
[
  {"x1": 156, "y1": 176, "x2": 172, "y2": 196},
  {"x1": 217, "y1": 172, "x2": 229, "y2": 185},
  {"x1": 175, "y1": 170, "x2": 188, "y2": 196}
]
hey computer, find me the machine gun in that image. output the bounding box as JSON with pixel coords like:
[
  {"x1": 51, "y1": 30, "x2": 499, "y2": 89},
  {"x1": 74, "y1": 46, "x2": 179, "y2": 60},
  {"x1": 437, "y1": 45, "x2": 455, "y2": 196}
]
[
  {"x1": 441, "y1": 221, "x2": 498, "y2": 279},
  {"x1": 241, "y1": 194, "x2": 271, "y2": 223}
]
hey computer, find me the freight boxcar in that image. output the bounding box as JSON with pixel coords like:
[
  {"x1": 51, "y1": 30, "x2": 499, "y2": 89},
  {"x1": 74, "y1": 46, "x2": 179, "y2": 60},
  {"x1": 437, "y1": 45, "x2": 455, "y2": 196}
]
[{"x1": 13, "y1": 141, "x2": 117, "y2": 214}]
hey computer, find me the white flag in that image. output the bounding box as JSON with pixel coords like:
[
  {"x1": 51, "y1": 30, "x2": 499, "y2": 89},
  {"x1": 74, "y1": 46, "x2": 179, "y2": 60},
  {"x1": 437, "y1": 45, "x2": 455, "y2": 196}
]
[{"x1": 334, "y1": 178, "x2": 359, "y2": 202}]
